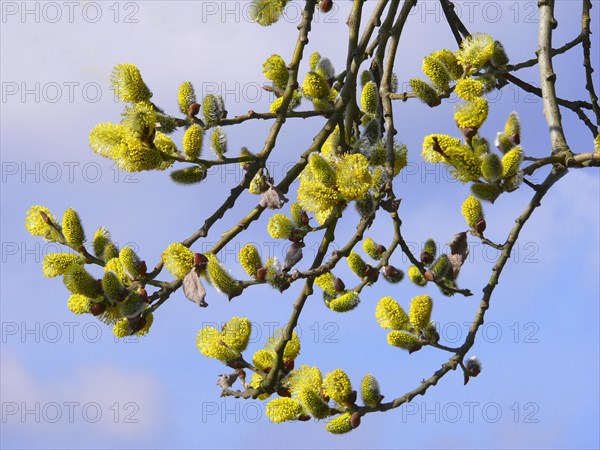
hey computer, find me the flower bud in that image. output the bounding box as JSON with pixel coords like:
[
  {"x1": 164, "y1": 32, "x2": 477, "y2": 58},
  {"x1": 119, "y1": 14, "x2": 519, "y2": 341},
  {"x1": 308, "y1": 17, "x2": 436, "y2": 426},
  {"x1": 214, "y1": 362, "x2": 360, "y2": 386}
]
[
  {"x1": 222, "y1": 317, "x2": 252, "y2": 352},
  {"x1": 454, "y1": 97, "x2": 489, "y2": 129},
  {"x1": 408, "y1": 265, "x2": 427, "y2": 287},
  {"x1": 422, "y1": 55, "x2": 450, "y2": 89},
  {"x1": 503, "y1": 112, "x2": 520, "y2": 145},
  {"x1": 501, "y1": 145, "x2": 523, "y2": 179},
  {"x1": 267, "y1": 214, "x2": 294, "y2": 239},
  {"x1": 210, "y1": 127, "x2": 227, "y2": 158},
  {"x1": 347, "y1": 251, "x2": 367, "y2": 279},
  {"x1": 119, "y1": 246, "x2": 141, "y2": 281},
  {"x1": 63, "y1": 264, "x2": 98, "y2": 297},
  {"x1": 102, "y1": 271, "x2": 125, "y2": 301},
  {"x1": 387, "y1": 330, "x2": 422, "y2": 353},
  {"x1": 323, "y1": 369, "x2": 353, "y2": 405},
  {"x1": 62, "y1": 208, "x2": 85, "y2": 248},
  {"x1": 183, "y1": 124, "x2": 204, "y2": 159},
  {"x1": 298, "y1": 388, "x2": 330, "y2": 419},
  {"x1": 409, "y1": 294, "x2": 433, "y2": 332},
  {"x1": 360, "y1": 81, "x2": 379, "y2": 114},
  {"x1": 68, "y1": 294, "x2": 92, "y2": 315},
  {"x1": 162, "y1": 243, "x2": 194, "y2": 279},
  {"x1": 92, "y1": 227, "x2": 111, "y2": 259},
  {"x1": 325, "y1": 413, "x2": 353, "y2": 434},
  {"x1": 120, "y1": 292, "x2": 146, "y2": 319},
  {"x1": 481, "y1": 152, "x2": 503, "y2": 182},
  {"x1": 430, "y1": 254, "x2": 451, "y2": 280},
  {"x1": 178, "y1": 81, "x2": 196, "y2": 115},
  {"x1": 239, "y1": 243, "x2": 263, "y2": 277},
  {"x1": 471, "y1": 182, "x2": 501, "y2": 203},
  {"x1": 461, "y1": 195, "x2": 484, "y2": 229},
  {"x1": 266, "y1": 397, "x2": 303, "y2": 423},
  {"x1": 329, "y1": 291, "x2": 360, "y2": 313},
  {"x1": 42, "y1": 253, "x2": 83, "y2": 278},
  {"x1": 110, "y1": 63, "x2": 152, "y2": 103},
  {"x1": 376, "y1": 296, "x2": 409, "y2": 330},
  {"x1": 410, "y1": 78, "x2": 439, "y2": 107},
  {"x1": 361, "y1": 374, "x2": 382, "y2": 408}
]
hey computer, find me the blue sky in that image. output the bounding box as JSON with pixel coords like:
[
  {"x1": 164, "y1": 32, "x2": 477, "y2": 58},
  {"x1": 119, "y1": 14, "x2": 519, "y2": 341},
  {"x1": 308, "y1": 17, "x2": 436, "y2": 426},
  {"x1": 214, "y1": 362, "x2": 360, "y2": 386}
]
[{"x1": 1, "y1": 1, "x2": 599, "y2": 448}]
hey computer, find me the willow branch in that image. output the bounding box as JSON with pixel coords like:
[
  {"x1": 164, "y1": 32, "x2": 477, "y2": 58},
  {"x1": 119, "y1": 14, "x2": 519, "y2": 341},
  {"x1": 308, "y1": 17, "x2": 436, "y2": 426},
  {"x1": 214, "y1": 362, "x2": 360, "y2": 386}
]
[
  {"x1": 439, "y1": 0, "x2": 471, "y2": 42},
  {"x1": 581, "y1": 0, "x2": 600, "y2": 126},
  {"x1": 523, "y1": 151, "x2": 600, "y2": 175},
  {"x1": 218, "y1": 108, "x2": 333, "y2": 127},
  {"x1": 343, "y1": 0, "x2": 366, "y2": 145},
  {"x1": 502, "y1": 72, "x2": 597, "y2": 136},
  {"x1": 538, "y1": 0, "x2": 569, "y2": 153},
  {"x1": 146, "y1": 0, "x2": 319, "y2": 307},
  {"x1": 381, "y1": 0, "x2": 415, "y2": 185},
  {"x1": 507, "y1": 34, "x2": 583, "y2": 72},
  {"x1": 354, "y1": 164, "x2": 569, "y2": 416}
]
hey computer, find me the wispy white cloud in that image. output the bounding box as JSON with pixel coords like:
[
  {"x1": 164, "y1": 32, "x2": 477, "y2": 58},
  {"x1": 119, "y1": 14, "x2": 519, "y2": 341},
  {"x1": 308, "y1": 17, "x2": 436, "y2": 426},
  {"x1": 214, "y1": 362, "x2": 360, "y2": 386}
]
[{"x1": 1, "y1": 351, "x2": 166, "y2": 448}]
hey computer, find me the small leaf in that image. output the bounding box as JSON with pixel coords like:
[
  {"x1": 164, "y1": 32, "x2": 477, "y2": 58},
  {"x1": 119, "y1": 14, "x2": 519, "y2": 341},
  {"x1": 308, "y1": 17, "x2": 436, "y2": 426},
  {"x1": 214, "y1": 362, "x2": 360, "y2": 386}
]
[
  {"x1": 183, "y1": 268, "x2": 208, "y2": 307},
  {"x1": 448, "y1": 232, "x2": 469, "y2": 278}
]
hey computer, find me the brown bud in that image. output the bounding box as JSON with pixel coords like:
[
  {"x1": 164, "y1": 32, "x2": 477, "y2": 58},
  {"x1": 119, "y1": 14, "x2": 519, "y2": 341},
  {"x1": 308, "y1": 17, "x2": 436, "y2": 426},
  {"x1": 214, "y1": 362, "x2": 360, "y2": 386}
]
[
  {"x1": 463, "y1": 373, "x2": 470, "y2": 385},
  {"x1": 364, "y1": 265, "x2": 379, "y2": 283},
  {"x1": 333, "y1": 277, "x2": 346, "y2": 292},
  {"x1": 227, "y1": 285, "x2": 244, "y2": 302},
  {"x1": 39, "y1": 210, "x2": 49, "y2": 222},
  {"x1": 427, "y1": 98, "x2": 442, "y2": 107},
  {"x1": 376, "y1": 244, "x2": 387, "y2": 255},
  {"x1": 289, "y1": 228, "x2": 305, "y2": 242},
  {"x1": 475, "y1": 219, "x2": 486, "y2": 235},
  {"x1": 420, "y1": 251, "x2": 434, "y2": 265},
  {"x1": 431, "y1": 136, "x2": 443, "y2": 155},
  {"x1": 380, "y1": 198, "x2": 400, "y2": 213},
  {"x1": 350, "y1": 413, "x2": 361, "y2": 429},
  {"x1": 348, "y1": 390, "x2": 357, "y2": 404},
  {"x1": 278, "y1": 280, "x2": 291, "y2": 293},
  {"x1": 235, "y1": 368, "x2": 246, "y2": 381},
  {"x1": 91, "y1": 303, "x2": 106, "y2": 316},
  {"x1": 256, "y1": 267, "x2": 267, "y2": 281},
  {"x1": 298, "y1": 414, "x2": 311, "y2": 422},
  {"x1": 139, "y1": 288, "x2": 149, "y2": 303},
  {"x1": 320, "y1": 0, "x2": 333, "y2": 13},
  {"x1": 511, "y1": 133, "x2": 520, "y2": 145},
  {"x1": 138, "y1": 260, "x2": 147, "y2": 277},
  {"x1": 408, "y1": 343, "x2": 423, "y2": 354},
  {"x1": 226, "y1": 359, "x2": 244, "y2": 369},
  {"x1": 96, "y1": 279, "x2": 104, "y2": 295},
  {"x1": 129, "y1": 316, "x2": 147, "y2": 334},
  {"x1": 277, "y1": 386, "x2": 291, "y2": 397},
  {"x1": 283, "y1": 359, "x2": 295, "y2": 373},
  {"x1": 383, "y1": 265, "x2": 404, "y2": 284},
  {"x1": 461, "y1": 127, "x2": 478, "y2": 140},
  {"x1": 194, "y1": 253, "x2": 208, "y2": 270},
  {"x1": 188, "y1": 102, "x2": 201, "y2": 117},
  {"x1": 423, "y1": 270, "x2": 435, "y2": 282},
  {"x1": 299, "y1": 211, "x2": 310, "y2": 226}
]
